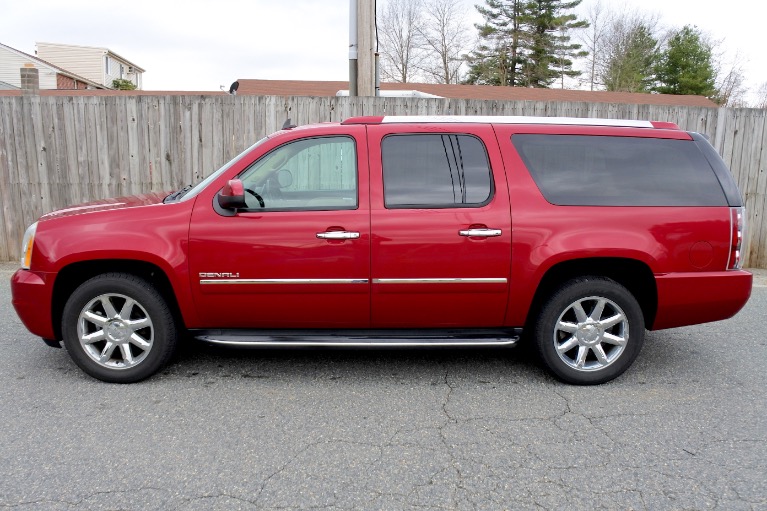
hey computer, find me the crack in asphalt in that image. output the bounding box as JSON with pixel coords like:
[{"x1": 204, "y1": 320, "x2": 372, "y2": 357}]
[{"x1": 436, "y1": 369, "x2": 466, "y2": 511}]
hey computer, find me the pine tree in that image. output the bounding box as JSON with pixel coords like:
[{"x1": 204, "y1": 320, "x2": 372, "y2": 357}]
[
  {"x1": 525, "y1": 0, "x2": 588, "y2": 87},
  {"x1": 465, "y1": 0, "x2": 530, "y2": 86},
  {"x1": 465, "y1": 0, "x2": 587, "y2": 87},
  {"x1": 654, "y1": 25, "x2": 716, "y2": 97}
]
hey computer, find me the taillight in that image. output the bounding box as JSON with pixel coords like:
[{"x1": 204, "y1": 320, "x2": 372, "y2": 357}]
[{"x1": 728, "y1": 207, "x2": 745, "y2": 270}]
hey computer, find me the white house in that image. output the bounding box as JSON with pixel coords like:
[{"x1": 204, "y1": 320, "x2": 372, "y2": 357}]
[
  {"x1": 36, "y1": 42, "x2": 145, "y2": 90},
  {"x1": 0, "y1": 42, "x2": 106, "y2": 90}
]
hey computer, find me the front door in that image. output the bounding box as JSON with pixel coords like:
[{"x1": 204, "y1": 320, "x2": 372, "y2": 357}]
[
  {"x1": 367, "y1": 124, "x2": 512, "y2": 327},
  {"x1": 188, "y1": 128, "x2": 370, "y2": 328}
]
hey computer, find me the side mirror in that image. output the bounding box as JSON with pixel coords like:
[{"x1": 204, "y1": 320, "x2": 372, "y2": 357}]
[{"x1": 217, "y1": 179, "x2": 247, "y2": 210}]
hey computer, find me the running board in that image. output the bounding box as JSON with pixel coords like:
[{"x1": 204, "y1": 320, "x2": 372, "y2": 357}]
[{"x1": 194, "y1": 329, "x2": 522, "y2": 348}]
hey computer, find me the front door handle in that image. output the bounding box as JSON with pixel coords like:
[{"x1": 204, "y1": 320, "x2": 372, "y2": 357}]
[
  {"x1": 317, "y1": 231, "x2": 360, "y2": 240},
  {"x1": 459, "y1": 228, "x2": 502, "y2": 237}
]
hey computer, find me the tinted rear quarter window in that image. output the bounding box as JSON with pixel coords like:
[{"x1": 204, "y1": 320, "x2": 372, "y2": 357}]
[{"x1": 512, "y1": 134, "x2": 728, "y2": 206}]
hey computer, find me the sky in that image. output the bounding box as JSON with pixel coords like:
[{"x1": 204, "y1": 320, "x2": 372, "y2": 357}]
[{"x1": 1, "y1": 0, "x2": 766, "y2": 103}]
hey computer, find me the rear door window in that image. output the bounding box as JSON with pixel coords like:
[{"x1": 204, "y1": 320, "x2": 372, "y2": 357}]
[
  {"x1": 512, "y1": 134, "x2": 728, "y2": 206},
  {"x1": 382, "y1": 134, "x2": 493, "y2": 208}
]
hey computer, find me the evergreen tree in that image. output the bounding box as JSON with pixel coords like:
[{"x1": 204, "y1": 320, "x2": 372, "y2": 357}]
[
  {"x1": 465, "y1": 0, "x2": 530, "y2": 86},
  {"x1": 524, "y1": 0, "x2": 588, "y2": 87},
  {"x1": 654, "y1": 25, "x2": 716, "y2": 97},
  {"x1": 465, "y1": 0, "x2": 587, "y2": 87}
]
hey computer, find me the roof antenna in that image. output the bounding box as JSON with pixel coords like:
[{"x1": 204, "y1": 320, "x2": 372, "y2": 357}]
[{"x1": 282, "y1": 118, "x2": 297, "y2": 130}]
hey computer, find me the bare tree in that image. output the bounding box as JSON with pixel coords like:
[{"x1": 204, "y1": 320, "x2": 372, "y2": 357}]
[
  {"x1": 754, "y1": 82, "x2": 767, "y2": 109},
  {"x1": 378, "y1": 0, "x2": 425, "y2": 83},
  {"x1": 577, "y1": 0, "x2": 610, "y2": 90},
  {"x1": 598, "y1": 9, "x2": 661, "y2": 92},
  {"x1": 417, "y1": 0, "x2": 471, "y2": 84},
  {"x1": 707, "y1": 43, "x2": 749, "y2": 107},
  {"x1": 715, "y1": 56, "x2": 748, "y2": 107}
]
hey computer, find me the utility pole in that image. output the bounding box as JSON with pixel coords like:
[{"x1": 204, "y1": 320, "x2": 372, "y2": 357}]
[{"x1": 349, "y1": 0, "x2": 377, "y2": 96}]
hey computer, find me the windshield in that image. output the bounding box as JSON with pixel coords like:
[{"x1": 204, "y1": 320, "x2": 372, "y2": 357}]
[{"x1": 176, "y1": 137, "x2": 269, "y2": 202}]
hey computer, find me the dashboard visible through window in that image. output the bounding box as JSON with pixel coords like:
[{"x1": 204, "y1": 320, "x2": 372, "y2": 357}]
[{"x1": 238, "y1": 136, "x2": 357, "y2": 211}]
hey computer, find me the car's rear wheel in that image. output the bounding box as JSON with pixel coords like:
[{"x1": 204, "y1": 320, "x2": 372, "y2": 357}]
[
  {"x1": 534, "y1": 277, "x2": 645, "y2": 385},
  {"x1": 61, "y1": 273, "x2": 177, "y2": 383}
]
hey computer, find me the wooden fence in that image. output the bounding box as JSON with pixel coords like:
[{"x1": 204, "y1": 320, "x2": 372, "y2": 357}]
[{"x1": 0, "y1": 94, "x2": 765, "y2": 268}]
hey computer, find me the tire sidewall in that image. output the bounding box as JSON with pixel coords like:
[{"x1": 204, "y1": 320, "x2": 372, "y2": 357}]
[
  {"x1": 534, "y1": 278, "x2": 645, "y2": 385},
  {"x1": 61, "y1": 274, "x2": 176, "y2": 383}
]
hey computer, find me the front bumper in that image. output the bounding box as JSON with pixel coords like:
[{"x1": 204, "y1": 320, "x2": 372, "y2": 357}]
[
  {"x1": 652, "y1": 270, "x2": 753, "y2": 330},
  {"x1": 11, "y1": 269, "x2": 57, "y2": 340}
]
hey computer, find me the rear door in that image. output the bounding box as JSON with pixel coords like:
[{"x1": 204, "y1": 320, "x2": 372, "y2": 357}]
[{"x1": 367, "y1": 123, "x2": 512, "y2": 327}]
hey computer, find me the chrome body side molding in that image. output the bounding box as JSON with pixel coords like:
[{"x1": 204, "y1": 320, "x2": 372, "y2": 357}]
[{"x1": 200, "y1": 278, "x2": 370, "y2": 285}]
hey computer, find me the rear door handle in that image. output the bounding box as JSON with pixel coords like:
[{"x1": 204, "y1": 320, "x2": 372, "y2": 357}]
[
  {"x1": 317, "y1": 231, "x2": 360, "y2": 240},
  {"x1": 459, "y1": 228, "x2": 502, "y2": 237}
]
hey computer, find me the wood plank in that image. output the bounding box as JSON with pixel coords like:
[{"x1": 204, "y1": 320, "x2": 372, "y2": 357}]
[
  {"x1": 19, "y1": 96, "x2": 41, "y2": 228},
  {"x1": 181, "y1": 96, "x2": 194, "y2": 185},
  {"x1": 748, "y1": 112, "x2": 767, "y2": 268},
  {"x1": 0, "y1": 97, "x2": 15, "y2": 261},
  {"x1": 37, "y1": 97, "x2": 55, "y2": 214},
  {"x1": 48, "y1": 97, "x2": 70, "y2": 209},
  {"x1": 125, "y1": 97, "x2": 140, "y2": 195},
  {"x1": 135, "y1": 96, "x2": 152, "y2": 192},
  {"x1": 61, "y1": 96, "x2": 80, "y2": 206}
]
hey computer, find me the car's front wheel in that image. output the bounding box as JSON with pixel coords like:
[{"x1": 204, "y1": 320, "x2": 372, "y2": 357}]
[
  {"x1": 534, "y1": 277, "x2": 645, "y2": 385},
  {"x1": 61, "y1": 273, "x2": 178, "y2": 383}
]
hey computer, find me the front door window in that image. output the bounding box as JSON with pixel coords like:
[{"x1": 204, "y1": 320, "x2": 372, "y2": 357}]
[{"x1": 239, "y1": 136, "x2": 357, "y2": 211}]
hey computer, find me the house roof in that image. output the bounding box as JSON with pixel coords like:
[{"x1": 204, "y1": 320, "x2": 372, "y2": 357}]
[
  {"x1": 0, "y1": 42, "x2": 108, "y2": 89},
  {"x1": 0, "y1": 89, "x2": 228, "y2": 97},
  {"x1": 0, "y1": 76, "x2": 720, "y2": 108},
  {"x1": 235, "y1": 79, "x2": 719, "y2": 108},
  {"x1": 35, "y1": 42, "x2": 146, "y2": 73}
]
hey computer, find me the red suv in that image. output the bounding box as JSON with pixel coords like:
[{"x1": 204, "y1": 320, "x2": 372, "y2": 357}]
[{"x1": 11, "y1": 115, "x2": 752, "y2": 384}]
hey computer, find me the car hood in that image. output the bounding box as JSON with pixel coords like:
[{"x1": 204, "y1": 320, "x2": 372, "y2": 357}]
[{"x1": 39, "y1": 192, "x2": 173, "y2": 220}]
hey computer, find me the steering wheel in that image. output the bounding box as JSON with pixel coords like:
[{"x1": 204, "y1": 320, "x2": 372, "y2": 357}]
[{"x1": 244, "y1": 188, "x2": 265, "y2": 208}]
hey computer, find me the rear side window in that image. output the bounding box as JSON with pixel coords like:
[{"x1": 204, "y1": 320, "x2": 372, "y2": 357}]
[
  {"x1": 512, "y1": 134, "x2": 728, "y2": 206},
  {"x1": 382, "y1": 134, "x2": 493, "y2": 208}
]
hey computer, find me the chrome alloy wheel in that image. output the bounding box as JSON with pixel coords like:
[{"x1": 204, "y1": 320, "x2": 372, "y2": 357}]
[
  {"x1": 553, "y1": 296, "x2": 628, "y2": 372},
  {"x1": 77, "y1": 293, "x2": 154, "y2": 370}
]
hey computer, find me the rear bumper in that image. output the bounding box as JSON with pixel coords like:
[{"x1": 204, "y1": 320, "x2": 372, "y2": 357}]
[
  {"x1": 652, "y1": 270, "x2": 752, "y2": 330},
  {"x1": 11, "y1": 269, "x2": 56, "y2": 340}
]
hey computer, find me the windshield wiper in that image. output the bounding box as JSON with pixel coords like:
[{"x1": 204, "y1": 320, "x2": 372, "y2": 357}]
[{"x1": 164, "y1": 184, "x2": 193, "y2": 203}]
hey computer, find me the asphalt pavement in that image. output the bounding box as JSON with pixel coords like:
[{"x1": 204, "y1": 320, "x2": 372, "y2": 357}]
[{"x1": 1, "y1": 262, "x2": 765, "y2": 510}]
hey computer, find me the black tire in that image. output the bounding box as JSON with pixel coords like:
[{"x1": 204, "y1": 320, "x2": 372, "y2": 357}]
[
  {"x1": 61, "y1": 273, "x2": 178, "y2": 383},
  {"x1": 533, "y1": 277, "x2": 645, "y2": 385}
]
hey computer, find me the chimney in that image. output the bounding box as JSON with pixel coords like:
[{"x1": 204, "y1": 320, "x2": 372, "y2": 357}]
[{"x1": 20, "y1": 65, "x2": 39, "y2": 95}]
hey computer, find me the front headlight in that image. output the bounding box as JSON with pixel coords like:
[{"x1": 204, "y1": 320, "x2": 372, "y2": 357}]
[{"x1": 20, "y1": 222, "x2": 37, "y2": 269}]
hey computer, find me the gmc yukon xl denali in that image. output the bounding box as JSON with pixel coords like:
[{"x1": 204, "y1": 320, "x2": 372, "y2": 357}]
[{"x1": 11, "y1": 115, "x2": 753, "y2": 384}]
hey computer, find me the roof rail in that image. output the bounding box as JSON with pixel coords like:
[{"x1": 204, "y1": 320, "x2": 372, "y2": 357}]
[{"x1": 341, "y1": 115, "x2": 679, "y2": 129}]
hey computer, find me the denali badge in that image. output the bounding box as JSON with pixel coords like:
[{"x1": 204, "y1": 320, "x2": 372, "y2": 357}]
[{"x1": 199, "y1": 272, "x2": 240, "y2": 278}]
